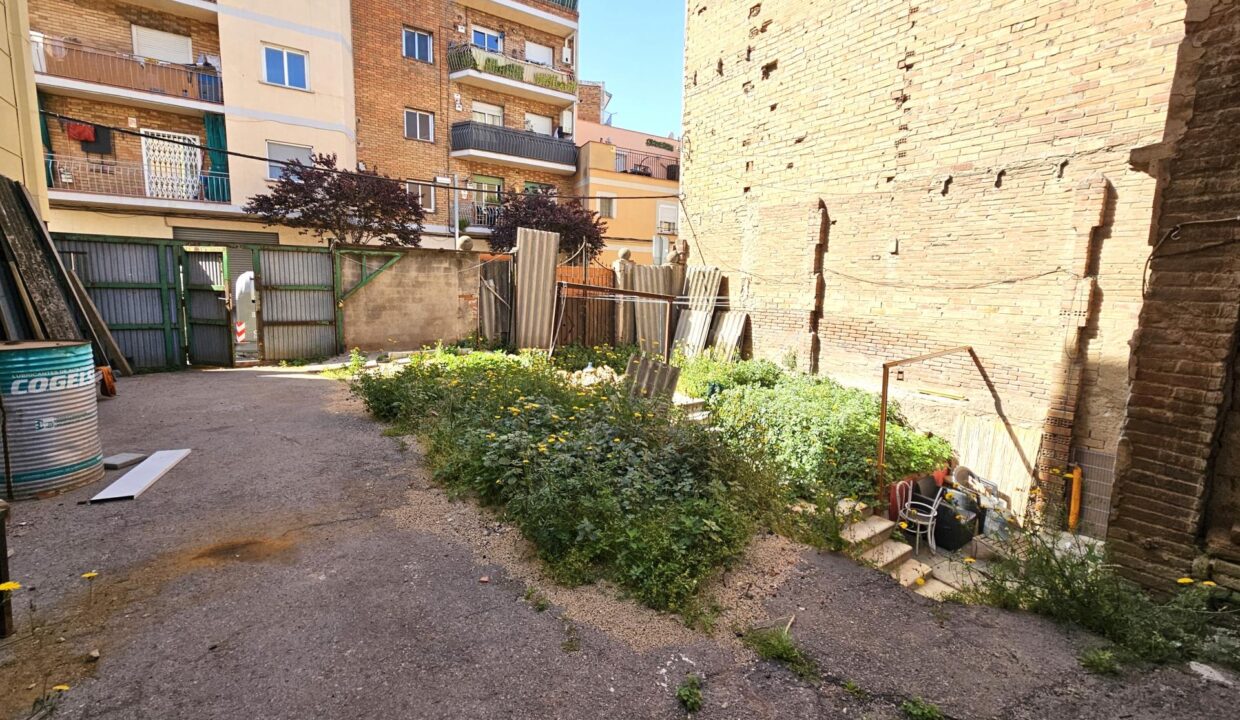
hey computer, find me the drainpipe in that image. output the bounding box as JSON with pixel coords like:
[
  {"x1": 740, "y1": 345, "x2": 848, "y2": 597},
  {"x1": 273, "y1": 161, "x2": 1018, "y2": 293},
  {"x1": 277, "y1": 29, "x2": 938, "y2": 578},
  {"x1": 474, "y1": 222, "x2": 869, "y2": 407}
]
[{"x1": 452, "y1": 173, "x2": 461, "y2": 245}]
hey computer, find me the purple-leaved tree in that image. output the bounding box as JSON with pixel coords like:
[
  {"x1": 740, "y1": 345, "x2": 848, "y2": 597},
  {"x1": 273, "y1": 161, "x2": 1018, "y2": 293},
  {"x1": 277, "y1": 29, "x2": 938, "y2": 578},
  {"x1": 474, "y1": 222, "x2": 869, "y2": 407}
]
[{"x1": 489, "y1": 190, "x2": 606, "y2": 258}]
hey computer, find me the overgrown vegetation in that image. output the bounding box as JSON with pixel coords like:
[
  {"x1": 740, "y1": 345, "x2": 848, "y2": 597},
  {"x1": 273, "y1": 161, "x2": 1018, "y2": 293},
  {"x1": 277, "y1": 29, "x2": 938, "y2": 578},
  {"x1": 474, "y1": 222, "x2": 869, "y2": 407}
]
[
  {"x1": 899, "y1": 698, "x2": 943, "y2": 720},
  {"x1": 709, "y1": 374, "x2": 951, "y2": 500},
  {"x1": 958, "y1": 531, "x2": 1240, "y2": 669},
  {"x1": 742, "y1": 625, "x2": 819, "y2": 682},
  {"x1": 547, "y1": 344, "x2": 640, "y2": 373},
  {"x1": 1078, "y1": 648, "x2": 1121, "y2": 675},
  {"x1": 676, "y1": 674, "x2": 704, "y2": 712},
  {"x1": 675, "y1": 351, "x2": 783, "y2": 399},
  {"x1": 352, "y1": 349, "x2": 779, "y2": 614}
]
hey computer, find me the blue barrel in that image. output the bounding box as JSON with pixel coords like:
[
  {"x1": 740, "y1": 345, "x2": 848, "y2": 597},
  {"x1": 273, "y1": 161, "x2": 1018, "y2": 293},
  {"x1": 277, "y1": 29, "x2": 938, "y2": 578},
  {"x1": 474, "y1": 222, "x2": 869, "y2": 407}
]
[{"x1": 0, "y1": 341, "x2": 103, "y2": 500}]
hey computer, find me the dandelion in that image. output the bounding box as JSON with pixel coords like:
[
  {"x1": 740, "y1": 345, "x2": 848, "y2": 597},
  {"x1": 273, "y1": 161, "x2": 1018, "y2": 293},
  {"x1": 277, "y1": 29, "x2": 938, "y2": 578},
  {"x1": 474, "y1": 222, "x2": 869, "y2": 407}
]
[
  {"x1": 914, "y1": 577, "x2": 926, "y2": 587},
  {"x1": 898, "y1": 522, "x2": 908, "y2": 530},
  {"x1": 0, "y1": 581, "x2": 20, "y2": 592},
  {"x1": 954, "y1": 514, "x2": 963, "y2": 522},
  {"x1": 945, "y1": 492, "x2": 955, "y2": 501},
  {"x1": 52, "y1": 685, "x2": 70, "y2": 692},
  {"x1": 963, "y1": 557, "x2": 976, "y2": 564},
  {"x1": 613, "y1": 438, "x2": 622, "y2": 443},
  {"x1": 1202, "y1": 581, "x2": 1218, "y2": 587},
  {"x1": 1177, "y1": 577, "x2": 1194, "y2": 585}
]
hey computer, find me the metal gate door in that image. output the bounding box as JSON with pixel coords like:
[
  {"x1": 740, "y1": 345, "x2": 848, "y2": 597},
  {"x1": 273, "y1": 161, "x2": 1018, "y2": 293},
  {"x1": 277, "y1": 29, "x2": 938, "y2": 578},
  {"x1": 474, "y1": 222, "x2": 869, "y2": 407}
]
[
  {"x1": 181, "y1": 246, "x2": 233, "y2": 366},
  {"x1": 257, "y1": 248, "x2": 336, "y2": 361}
]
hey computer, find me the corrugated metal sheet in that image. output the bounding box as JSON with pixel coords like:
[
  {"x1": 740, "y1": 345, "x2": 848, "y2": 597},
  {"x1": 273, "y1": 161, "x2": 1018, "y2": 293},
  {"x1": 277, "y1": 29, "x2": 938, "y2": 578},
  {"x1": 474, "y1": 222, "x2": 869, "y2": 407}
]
[
  {"x1": 631, "y1": 264, "x2": 678, "y2": 356},
  {"x1": 710, "y1": 311, "x2": 748, "y2": 360},
  {"x1": 625, "y1": 354, "x2": 680, "y2": 401},
  {"x1": 513, "y1": 229, "x2": 559, "y2": 349},
  {"x1": 184, "y1": 249, "x2": 231, "y2": 366},
  {"x1": 684, "y1": 266, "x2": 722, "y2": 313},
  {"x1": 172, "y1": 227, "x2": 279, "y2": 245},
  {"x1": 613, "y1": 260, "x2": 636, "y2": 345},
  {"x1": 673, "y1": 266, "x2": 722, "y2": 357},
  {"x1": 54, "y1": 238, "x2": 181, "y2": 369},
  {"x1": 259, "y1": 249, "x2": 336, "y2": 361},
  {"x1": 479, "y1": 259, "x2": 512, "y2": 345}
]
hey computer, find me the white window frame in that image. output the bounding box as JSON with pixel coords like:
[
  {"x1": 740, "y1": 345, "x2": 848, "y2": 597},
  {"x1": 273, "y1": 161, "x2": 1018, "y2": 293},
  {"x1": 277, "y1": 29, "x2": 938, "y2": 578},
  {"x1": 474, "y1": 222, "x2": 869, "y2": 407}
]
[
  {"x1": 471, "y1": 101, "x2": 504, "y2": 126},
  {"x1": 524, "y1": 113, "x2": 554, "y2": 136},
  {"x1": 597, "y1": 192, "x2": 617, "y2": 220},
  {"x1": 262, "y1": 45, "x2": 310, "y2": 91},
  {"x1": 404, "y1": 109, "x2": 435, "y2": 142},
  {"x1": 525, "y1": 41, "x2": 553, "y2": 66},
  {"x1": 408, "y1": 181, "x2": 436, "y2": 213},
  {"x1": 402, "y1": 28, "x2": 433, "y2": 63},
  {"x1": 265, "y1": 140, "x2": 314, "y2": 180},
  {"x1": 657, "y1": 204, "x2": 679, "y2": 235},
  {"x1": 471, "y1": 26, "x2": 502, "y2": 53}
]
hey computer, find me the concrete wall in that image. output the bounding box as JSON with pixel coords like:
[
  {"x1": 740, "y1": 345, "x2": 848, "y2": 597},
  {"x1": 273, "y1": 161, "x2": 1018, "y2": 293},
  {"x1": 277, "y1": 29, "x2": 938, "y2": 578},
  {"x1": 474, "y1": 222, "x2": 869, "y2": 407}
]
[
  {"x1": 216, "y1": 0, "x2": 356, "y2": 208},
  {"x1": 342, "y1": 247, "x2": 480, "y2": 351},
  {"x1": 681, "y1": 0, "x2": 1186, "y2": 469},
  {"x1": 1110, "y1": 0, "x2": 1240, "y2": 592},
  {"x1": 0, "y1": 0, "x2": 47, "y2": 212}
]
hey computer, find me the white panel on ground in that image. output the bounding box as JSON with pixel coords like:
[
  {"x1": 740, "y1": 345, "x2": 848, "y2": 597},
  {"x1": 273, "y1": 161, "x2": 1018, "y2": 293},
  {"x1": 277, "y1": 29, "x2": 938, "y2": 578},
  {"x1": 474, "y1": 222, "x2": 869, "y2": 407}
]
[{"x1": 90, "y1": 449, "x2": 191, "y2": 503}]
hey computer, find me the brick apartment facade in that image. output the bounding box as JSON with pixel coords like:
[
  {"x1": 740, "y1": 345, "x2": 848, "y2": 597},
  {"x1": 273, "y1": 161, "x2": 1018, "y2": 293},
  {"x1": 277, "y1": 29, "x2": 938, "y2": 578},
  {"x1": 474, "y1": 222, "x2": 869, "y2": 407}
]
[
  {"x1": 351, "y1": 0, "x2": 581, "y2": 243},
  {"x1": 682, "y1": 0, "x2": 1240, "y2": 590}
]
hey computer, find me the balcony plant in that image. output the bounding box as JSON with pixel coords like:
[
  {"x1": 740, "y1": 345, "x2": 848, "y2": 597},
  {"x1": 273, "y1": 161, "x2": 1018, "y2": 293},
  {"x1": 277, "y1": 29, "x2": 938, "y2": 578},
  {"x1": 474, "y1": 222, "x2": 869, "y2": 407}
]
[
  {"x1": 532, "y1": 73, "x2": 577, "y2": 94},
  {"x1": 483, "y1": 57, "x2": 525, "y2": 81}
]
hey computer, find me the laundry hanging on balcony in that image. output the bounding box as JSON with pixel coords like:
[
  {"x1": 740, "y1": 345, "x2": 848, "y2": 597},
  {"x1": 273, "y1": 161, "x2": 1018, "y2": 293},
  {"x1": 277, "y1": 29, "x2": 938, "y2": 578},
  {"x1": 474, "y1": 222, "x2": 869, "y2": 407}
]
[{"x1": 65, "y1": 122, "x2": 95, "y2": 142}]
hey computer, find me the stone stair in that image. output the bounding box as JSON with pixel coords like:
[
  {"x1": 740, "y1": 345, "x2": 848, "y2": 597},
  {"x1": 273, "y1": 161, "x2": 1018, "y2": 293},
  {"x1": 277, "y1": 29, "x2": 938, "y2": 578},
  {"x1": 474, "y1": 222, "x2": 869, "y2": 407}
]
[{"x1": 839, "y1": 501, "x2": 959, "y2": 600}]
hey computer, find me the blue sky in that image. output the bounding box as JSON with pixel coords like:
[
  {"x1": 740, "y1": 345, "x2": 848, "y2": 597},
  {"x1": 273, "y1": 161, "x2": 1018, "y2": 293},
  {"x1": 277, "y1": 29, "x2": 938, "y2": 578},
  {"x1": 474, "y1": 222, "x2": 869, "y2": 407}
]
[{"x1": 578, "y1": 0, "x2": 685, "y2": 138}]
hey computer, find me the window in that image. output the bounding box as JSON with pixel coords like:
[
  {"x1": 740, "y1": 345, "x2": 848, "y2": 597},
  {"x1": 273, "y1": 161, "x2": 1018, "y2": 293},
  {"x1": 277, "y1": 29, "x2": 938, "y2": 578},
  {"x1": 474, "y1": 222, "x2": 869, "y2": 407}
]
[
  {"x1": 471, "y1": 101, "x2": 504, "y2": 126},
  {"x1": 132, "y1": 26, "x2": 192, "y2": 63},
  {"x1": 526, "y1": 41, "x2": 553, "y2": 66},
  {"x1": 264, "y1": 46, "x2": 308, "y2": 90},
  {"x1": 597, "y1": 193, "x2": 616, "y2": 219},
  {"x1": 657, "y1": 204, "x2": 679, "y2": 235},
  {"x1": 524, "y1": 113, "x2": 553, "y2": 136},
  {"x1": 408, "y1": 181, "x2": 436, "y2": 212},
  {"x1": 472, "y1": 27, "x2": 502, "y2": 53},
  {"x1": 404, "y1": 109, "x2": 434, "y2": 142},
  {"x1": 403, "y1": 28, "x2": 433, "y2": 63},
  {"x1": 471, "y1": 175, "x2": 503, "y2": 205},
  {"x1": 266, "y1": 141, "x2": 313, "y2": 180},
  {"x1": 524, "y1": 181, "x2": 554, "y2": 194}
]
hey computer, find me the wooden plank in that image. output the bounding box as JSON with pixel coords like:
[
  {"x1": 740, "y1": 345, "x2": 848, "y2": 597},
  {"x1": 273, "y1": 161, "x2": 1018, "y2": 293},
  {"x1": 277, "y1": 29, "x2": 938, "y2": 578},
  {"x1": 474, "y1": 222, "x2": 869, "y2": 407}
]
[
  {"x1": 89, "y1": 449, "x2": 190, "y2": 503},
  {"x1": 67, "y1": 269, "x2": 134, "y2": 376},
  {"x1": 0, "y1": 179, "x2": 80, "y2": 339},
  {"x1": 103, "y1": 453, "x2": 147, "y2": 470}
]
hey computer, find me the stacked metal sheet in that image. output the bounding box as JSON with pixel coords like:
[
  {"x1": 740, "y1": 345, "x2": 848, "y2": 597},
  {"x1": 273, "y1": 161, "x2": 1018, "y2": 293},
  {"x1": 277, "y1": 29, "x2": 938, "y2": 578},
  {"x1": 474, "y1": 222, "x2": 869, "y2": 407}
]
[
  {"x1": 631, "y1": 264, "x2": 679, "y2": 356},
  {"x1": 513, "y1": 228, "x2": 559, "y2": 349},
  {"x1": 672, "y1": 266, "x2": 722, "y2": 357}
]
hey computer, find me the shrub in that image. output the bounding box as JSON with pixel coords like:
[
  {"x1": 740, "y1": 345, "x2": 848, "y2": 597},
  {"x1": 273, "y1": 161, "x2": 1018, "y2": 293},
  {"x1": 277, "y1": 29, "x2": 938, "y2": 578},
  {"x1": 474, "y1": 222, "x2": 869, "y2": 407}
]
[
  {"x1": 352, "y1": 349, "x2": 780, "y2": 613},
  {"x1": 1078, "y1": 648, "x2": 1120, "y2": 675},
  {"x1": 958, "y1": 530, "x2": 1240, "y2": 668},
  {"x1": 675, "y1": 351, "x2": 784, "y2": 399},
  {"x1": 709, "y1": 375, "x2": 951, "y2": 500},
  {"x1": 547, "y1": 344, "x2": 640, "y2": 373},
  {"x1": 899, "y1": 698, "x2": 943, "y2": 720},
  {"x1": 676, "y1": 674, "x2": 703, "y2": 712}
]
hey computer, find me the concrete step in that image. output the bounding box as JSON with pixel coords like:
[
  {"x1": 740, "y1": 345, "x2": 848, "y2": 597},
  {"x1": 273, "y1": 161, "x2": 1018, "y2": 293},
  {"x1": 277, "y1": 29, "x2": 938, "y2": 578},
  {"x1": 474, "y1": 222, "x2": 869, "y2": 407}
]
[
  {"x1": 927, "y1": 558, "x2": 974, "y2": 589},
  {"x1": 891, "y1": 558, "x2": 934, "y2": 587},
  {"x1": 686, "y1": 410, "x2": 711, "y2": 424},
  {"x1": 915, "y1": 578, "x2": 958, "y2": 601},
  {"x1": 836, "y1": 498, "x2": 872, "y2": 520},
  {"x1": 859, "y1": 539, "x2": 913, "y2": 573},
  {"x1": 841, "y1": 515, "x2": 895, "y2": 552}
]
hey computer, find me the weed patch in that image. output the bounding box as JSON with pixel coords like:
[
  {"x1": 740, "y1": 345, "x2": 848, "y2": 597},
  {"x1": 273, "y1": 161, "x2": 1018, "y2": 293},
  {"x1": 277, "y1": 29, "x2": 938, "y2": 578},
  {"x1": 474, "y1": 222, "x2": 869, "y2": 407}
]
[
  {"x1": 899, "y1": 698, "x2": 943, "y2": 720},
  {"x1": 1078, "y1": 648, "x2": 1121, "y2": 675},
  {"x1": 676, "y1": 674, "x2": 704, "y2": 712},
  {"x1": 675, "y1": 351, "x2": 783, "y2": 399},
  {"x1": 742, "y1": 625, "x2": 819, "y2": 682},
  {"x1": 544, "y1": 344, "x2": 641, "y2": 373}
]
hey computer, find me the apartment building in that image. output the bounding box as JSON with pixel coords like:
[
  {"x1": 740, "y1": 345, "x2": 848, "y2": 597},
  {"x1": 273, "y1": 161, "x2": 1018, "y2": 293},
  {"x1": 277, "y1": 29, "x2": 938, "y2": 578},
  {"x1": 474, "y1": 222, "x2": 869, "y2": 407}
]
[
  {"x1": 351, "y1": 0, "x2": 580, "y2": 248},
  {"x1": 28, "y1": 0, "x2": 355, "y2": 243},
  {"x1": 574, "y1": 81, "x2": 681, "y2": 266}
]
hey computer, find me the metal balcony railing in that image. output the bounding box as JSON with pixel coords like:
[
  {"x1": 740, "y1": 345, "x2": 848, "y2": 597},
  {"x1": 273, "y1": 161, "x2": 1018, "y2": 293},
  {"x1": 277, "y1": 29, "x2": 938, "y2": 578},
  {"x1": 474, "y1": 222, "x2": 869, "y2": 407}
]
[
  {"x1": 451, "y1": 121, "x2": 578, "y2": 166},
  {"x1": 46, "y1": 154, "x2": 231, "y2": 204},
  {"x1": 542, "y1": 0, "x2": 578, "y2": 10},
  {"x1": 447, "y1": 43, "x2": 576, "y2": 95},
  {"x1": 614, "y1": 148, "x2": 680, "y2": 181},
  {"x1": 31, "y1": 35, "x2": 223, "y2": 103},
  {"x1": 465, "y1": 202, "x2": 502, "y2": 228}
]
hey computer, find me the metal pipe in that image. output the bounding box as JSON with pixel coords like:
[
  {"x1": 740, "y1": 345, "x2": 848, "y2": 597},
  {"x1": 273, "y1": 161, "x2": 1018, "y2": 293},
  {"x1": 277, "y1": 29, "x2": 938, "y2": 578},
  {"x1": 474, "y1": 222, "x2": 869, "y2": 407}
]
[{"x1": 1067, "y1": 465, "x2": 1083, "y2": 532}]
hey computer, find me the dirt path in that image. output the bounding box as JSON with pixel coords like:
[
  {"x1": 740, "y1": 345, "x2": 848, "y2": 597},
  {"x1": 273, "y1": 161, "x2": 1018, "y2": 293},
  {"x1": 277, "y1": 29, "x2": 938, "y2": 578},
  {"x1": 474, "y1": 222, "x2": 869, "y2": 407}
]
[{"x1": 0, "y1": 370, "x2": 1234, "y2": 719}]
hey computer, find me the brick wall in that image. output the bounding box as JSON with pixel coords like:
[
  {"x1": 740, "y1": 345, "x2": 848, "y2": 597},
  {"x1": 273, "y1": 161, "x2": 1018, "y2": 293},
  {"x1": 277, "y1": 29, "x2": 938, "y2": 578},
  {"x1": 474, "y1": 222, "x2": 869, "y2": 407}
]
[
  {"x1": 29, "y1": 0, "x2": 219, "y2": 57},
  {"x1": 1110, "y1": 0, "x2": 1240, "y2": 592},
  {"x1": 682, "y1": 1, "x2": 1186, "y2": 470},
  {"x1": 342, "y1": 247, "x2": 480, "y2": 350},
  {"x1": 352, "y1": 0, "x2": 578, "y2": 236},
  {"x1": 578, "y1": 82, "x2": 604, "y2": 123}
]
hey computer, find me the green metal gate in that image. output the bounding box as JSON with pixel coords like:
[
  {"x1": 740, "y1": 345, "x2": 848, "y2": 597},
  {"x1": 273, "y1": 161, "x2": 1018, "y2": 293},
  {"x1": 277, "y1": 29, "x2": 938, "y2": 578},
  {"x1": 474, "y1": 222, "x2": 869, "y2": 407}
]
[{"x1": 181, "y1": 245, "x2": 234, "y2": 366}]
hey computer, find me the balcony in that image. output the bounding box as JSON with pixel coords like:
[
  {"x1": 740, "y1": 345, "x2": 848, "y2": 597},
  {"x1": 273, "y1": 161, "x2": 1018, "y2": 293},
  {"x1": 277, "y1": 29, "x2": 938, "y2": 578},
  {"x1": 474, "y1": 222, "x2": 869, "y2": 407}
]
[
  {"x1": 124, "y1": 0, "x2": 220, "y2": 22},
  {"x1": 455, "y1": 0, "x2": 578, "y2": 37},
  {"x1": 614, "y1": 148, "x2": 680, "y2": 182},
  {"x1": 464, "y1": 201, "x2": 502, "y2": 230},
  {"x1": 32, "y1": 36, "x2": 223, "y2": 114},
  {"x1": 45, "y1": 154, "x2": 237, "y2": 212},
  {"x1": 448, "y1": 44, "x2": 576, "y2": 107},
  {"x1": 451, "y1": 121, "x2": 578, "y2": 175}
]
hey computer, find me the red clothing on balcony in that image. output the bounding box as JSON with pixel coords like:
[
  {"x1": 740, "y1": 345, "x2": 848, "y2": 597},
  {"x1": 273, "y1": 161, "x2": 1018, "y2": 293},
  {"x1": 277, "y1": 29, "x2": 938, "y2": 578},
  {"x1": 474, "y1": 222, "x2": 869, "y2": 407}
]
[{"x1": 65, "y1": 122, "x2": 96, "y2": 142}]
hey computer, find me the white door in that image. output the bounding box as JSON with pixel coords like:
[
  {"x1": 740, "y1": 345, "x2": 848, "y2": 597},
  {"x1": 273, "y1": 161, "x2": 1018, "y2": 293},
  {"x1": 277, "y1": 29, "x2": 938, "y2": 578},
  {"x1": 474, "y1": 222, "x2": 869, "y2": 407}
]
[
  {"x1": 524, "y1": 113, "x2": 553, "y2": 136},
  {"x1": 141, "y1": 130, "x2": 202, "y2": 200},
  {"x1": 132, "y1": 25, "x2": 193, "y2": 63},
  {"x1": 526, "y1": 42, "x2": 553, "y2": 66}
]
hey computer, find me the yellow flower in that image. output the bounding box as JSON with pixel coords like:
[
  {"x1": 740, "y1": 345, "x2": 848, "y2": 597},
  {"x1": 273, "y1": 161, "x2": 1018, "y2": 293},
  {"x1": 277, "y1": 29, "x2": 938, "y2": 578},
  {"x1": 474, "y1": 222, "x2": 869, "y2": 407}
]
[
  {"x1": 954, "y1": 514, "x2": 963, "y2": 522},
  {"x1": 1177, "y1": 577, "x2": 1194, "y2": 585},
  {"x1": 0, "y1": 581, "x2": 21, "y2": 592},
  {"x1": 81, "y1": 572, "x2": 99, "y2": 580},
  {"x1": 613, "y1": 438, "x2": 622, "y2": 443},
  {"x1": 898, "y1": 522, "x2": 908, "y2": 530},
  {"x1": 963, "y1": 557, "x2": 977, "y2": 564},
  {"x1": 914, "y1": 577, "x2": 926, "y2": 586},
  {"x1": 1202, "y1": 581, "x2": 1217, "y2": 587},
  {"x1": 945, "y1": 492, "x2": 955, "y2": 501},
  {"x1": 52, "y1": 685, "x2": 70, "y2": 692}
]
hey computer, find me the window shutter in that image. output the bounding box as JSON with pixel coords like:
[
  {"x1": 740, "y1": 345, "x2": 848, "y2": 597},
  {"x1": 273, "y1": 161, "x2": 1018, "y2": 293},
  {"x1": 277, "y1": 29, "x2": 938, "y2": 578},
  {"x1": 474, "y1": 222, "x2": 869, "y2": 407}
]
[{"x1": 132, "y1": 25, "x2": 193, "y2": 64}]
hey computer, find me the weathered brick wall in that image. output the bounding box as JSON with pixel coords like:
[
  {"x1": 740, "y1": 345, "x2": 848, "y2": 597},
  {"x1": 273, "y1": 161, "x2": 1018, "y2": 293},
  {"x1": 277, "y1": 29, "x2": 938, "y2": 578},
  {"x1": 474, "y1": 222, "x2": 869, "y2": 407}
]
[
  {"x1": 577, "y1": 81, "x2": 604, "y2": 123},
  {"x1": 29, "y1": 0, "x2": 219, "y2": 57},
  {"x1": 1110, "y1": 0, "x2": 1240, "y2": 592},
  {"x1": 352, "y1": 0, "x2": 577, "y2": 236},
  {"x1": 681, "y1": 1, "x2": 1185, "y2": 463},
  {"x1": 342, "y1": 247, "x2": 480, "y2": 350}
]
